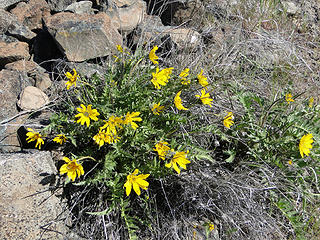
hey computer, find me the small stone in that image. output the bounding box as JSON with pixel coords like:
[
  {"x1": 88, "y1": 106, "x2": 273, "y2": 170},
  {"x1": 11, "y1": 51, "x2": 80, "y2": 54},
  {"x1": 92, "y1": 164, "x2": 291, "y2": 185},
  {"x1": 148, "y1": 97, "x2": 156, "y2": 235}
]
[
  {"x1": 282, "y1": 1, "x2": 299, "y2": 15},
  {"x1": 65, "y1": 1, "x2": 93, "y2": 14},
  {"x1": 0, "y1": 41, "x2": 30, "y2": 68},
  {"x1": 47, "y1": 0, "x2": 76, "y2": 11},
  {"x1": 5, "y1": 59, "x2": 40, "y2": 73},
  {"x1": 166, "y1": 28, "x2": 201, "y2": 49},
  {"x1": 17, "y1": 86, "x2": 49, "y2": 111},
  {"x1": 33, "y1": 72, "x2": 52, "y2": 91}
]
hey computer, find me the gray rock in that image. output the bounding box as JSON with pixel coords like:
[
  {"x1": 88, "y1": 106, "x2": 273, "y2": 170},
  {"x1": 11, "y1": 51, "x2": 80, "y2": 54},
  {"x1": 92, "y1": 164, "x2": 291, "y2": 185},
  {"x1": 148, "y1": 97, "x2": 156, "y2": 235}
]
[
  {"x1": 17, "y1": 86, "x2": 49, "y2": 111},
  {"x1": 65, "y1": 1, "x2": 93, "y2": 14},
  {"x1": 47, "y1": 0, "x2": 76, "y2": 12},
  {"x1": 0, "y1": 152, "x2": 69, "y2": 239},
  {"x1": 10, "y1": 0, "x2": 51, "y2": 31},
  {"x1": 112, "y1": 0, "x2": 146, "y2": 32},
  {"x1": 44, "y1": 12, "x2": 122, "y2": 62},
  {"x1": 282, "y1": 1, "x2": 300, "y2": 15},
  {"x1": 0, "y1": 0, "x2": 23, "y2": 10},
  {"x1": 0, "y1": 9, "x2": 36, "y2": 41},
  {"x1": 0, "y1": 41, "x2": 30, "y2": 67},
  {"x1": 67, "y1": 62, "x2": 107, "y2": 78},
  {"x1": 0, "y1": 33, "x2": 17, "y2": 43},
  {"x1": 0, "y1": 69, "x2": 32, "y2": 152}
]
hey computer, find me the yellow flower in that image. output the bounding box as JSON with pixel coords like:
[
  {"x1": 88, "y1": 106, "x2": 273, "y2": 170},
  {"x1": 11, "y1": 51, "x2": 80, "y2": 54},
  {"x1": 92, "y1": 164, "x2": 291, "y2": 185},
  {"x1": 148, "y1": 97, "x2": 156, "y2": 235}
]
[
  {"x1": 299, "y1": 133, "x2": 313, "y2": 158},
  {"x1": 75, "y1": 104, "x2": 100, "y2": 127},
  {"x1": 285, "y1": 93, "x2": 294, "y2": 104},
  {"x1": 26, "y1": 128, "x2": 44, "y2": 149},
  {"x1": 165, "y1": 149, "x2": 190, "y2": 174},
  {"x1": 150, "y1": 67, "x2": 174, "y2": 89},
  {"x1": 59, "y1": 157, "x2": 84, "y2": 181},
  {"x1": 209, "y1": 223, "x2": 215, "y2": 231},
  {"x1": 195, "y1": 88, "x2": 213, "y2": 107},
  {"x1": 288, "y1": 160, "x2": 293, "y2": 165},
  {"x1": 123, "y1": 112, "x2": 142, "y2": 130},
  {"x1": 149, "y1": 45, "x2": 159, "y2": 64},
  {"x1": 100, "y1": 115, "x2": 123, "y2": 134},
  {"x1": 153, "y1": 141, "x2": 170, "y2": 160},
  {"x1": 197, "y1": 69, "x2": 208, "y2": 88},
  {"x1": 65, "y1": 68, "x2": 79, "y2": 90},
  {"x1": 223, "y1": 112, "x2": 234, "y2": 129},
  {"x1": 93, "y1": 129, "x2": 108, "y2": 147},
  {"x1": 179, "y1": 68, "x2": 190, "y2": 85},
  {"x1": 53, "y1": 134, "x2": 67, "y2": 145},
  {"x1": 309, "y1": 97, "x2": 314, "y2": 108},
  {"x1": 116, "y1": 44, "x2": 123, "y2": 53},
  {"x1": 124, "y1": 169, "x2": 150, "y2": 196},
  {"x1": 174, "y1": 90, "x2": 189, "y2": 110},
  {"x1": 165, "y1": 150, "x2": 190, "y2": 174},
  {"x1": 151, "y1": 102, "x2": 165, "y2": 115}
]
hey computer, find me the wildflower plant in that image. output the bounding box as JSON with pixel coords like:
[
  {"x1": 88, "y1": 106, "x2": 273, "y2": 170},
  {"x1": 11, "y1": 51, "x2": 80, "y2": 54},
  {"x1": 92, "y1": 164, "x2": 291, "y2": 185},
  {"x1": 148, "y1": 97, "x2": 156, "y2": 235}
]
[{"x1": 45, "y1": 46, "x2": 219, "y2": 238}]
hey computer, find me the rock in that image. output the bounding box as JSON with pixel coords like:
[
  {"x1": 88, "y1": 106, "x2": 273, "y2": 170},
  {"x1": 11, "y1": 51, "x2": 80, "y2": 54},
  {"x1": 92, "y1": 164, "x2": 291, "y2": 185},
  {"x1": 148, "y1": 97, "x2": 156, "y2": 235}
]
[
  {"x1": 0, "y1": 0, "x2": 23, "y2": 10},
  {"x1": 44, "y1": 12, "x2": 122, "y2": 62},
  {"x1": 65, "y1": 1, "x2": 94, "y2": 14},
  {"x1": 115, "y1": 0, "x2": 146, "y2": 32},
  {"x1": 32, "y1": 72, "x2": 52, "y2": 91},
  {"x1": 47, "y1": 0, "x2": 76, "y2": 12},
  {"x1": 0, "y1": 152, "x2": 69, "y2": 239},
  {"x1": 166, "y1": 28, "x2": 201, "y2": 49},
  {"x1": 67, "y1": 62, "x2": 107, "y2": 78},
  {"x1": 0, "y1": 9, "x2": 36, "y2": 41},
  {"x1": 282, "y1": 1, "x2": 300, "y2": 15},
  {"x1": 0, "y1": 33, "x2": 17, "y2": 43},
  {"x1": 17, "y1": 86, "x2": 49, "y2": 111},
  {"x1": 5, "y1": 60, "x2": 52, "y2": 91},
  {"x1": 0, "y1": 69, "x2": 31, "y2": 152},
  {"x1": 5, "y1": 59, "x2": 40, "y2": 73},
  {"x1": 10, "y1": 0, "x2": 51, "y2": 31},
  {"x1": 0, "y1": 41, "x2": 30, "y2": 67}
]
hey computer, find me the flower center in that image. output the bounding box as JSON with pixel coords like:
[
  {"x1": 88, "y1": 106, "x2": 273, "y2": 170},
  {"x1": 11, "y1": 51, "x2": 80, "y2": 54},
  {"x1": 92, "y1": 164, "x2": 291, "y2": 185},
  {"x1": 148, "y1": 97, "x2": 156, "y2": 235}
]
[
  {"x1": 67, "y1": 162, "x2": 77, "y2": 170},
  {"x1": 83, "y1": 111, "x2": 90, "y2": 117}
]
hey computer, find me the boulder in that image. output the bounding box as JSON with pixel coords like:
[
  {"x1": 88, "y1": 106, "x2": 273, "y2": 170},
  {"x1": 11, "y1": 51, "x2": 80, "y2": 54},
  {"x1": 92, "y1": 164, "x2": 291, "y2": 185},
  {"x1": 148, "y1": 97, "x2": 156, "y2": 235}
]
[
  {"x1": 0, "y1": 69, "x2": 31, "y2": 152},
  {"x1": 44, "y1": 12, "x2": 122, "y2": 62},
  {"x1": 47, "y1": 0, "x2": 76, "y2": 12},
  {"x1": 0, "y1": 0, "x2": 23, "y2": 10},
  {"x1": 166, "y1": 28, "x2": 201, "y2": 49},
  {"x1": 0, "y1": 9, "x2": 36, "y2": 41},
  {"x1": 5, "y1": 60, "x2": 52, "y2": 91},
  {"x1": 17, "y1": 86, "x2": 49, "y2": 111},
  {"x1": 10, "y1": 0, "x2": 51, "y2": 31},
  {"x1": 115, "y1": 0, "x2": 146, "y2": 32},
  {"x1": 65, "y1": 1, "x2": 94, "y2": 14},
  {"x1": 0, "y1": 41, "x2": 30, "y2": 67},
  {"x1": 0, "y1": 152, "x2": 69, "y2": 239}
]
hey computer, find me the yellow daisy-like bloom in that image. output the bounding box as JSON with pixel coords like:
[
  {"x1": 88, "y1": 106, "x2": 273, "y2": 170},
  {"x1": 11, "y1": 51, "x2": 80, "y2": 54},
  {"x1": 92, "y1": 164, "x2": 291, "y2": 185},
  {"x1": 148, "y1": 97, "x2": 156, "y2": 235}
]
[
  {"x1": 124, "y1": 169, "x2": 150, "y2": 196},
  {"x1": 150, "y1": 67, "x2": 174, "y2": 89},
  {"x1": 309, "y1": 97, "x2": 314, "y2": 108},
  {"x1": 59, "y1": 157, "x2": 84, "y2": 182},
  {"x1": 197, "y1": 69, "x2": 209, "y2": 88},
  {"x1": 100, "y1": 115, "x2": 123, "y2": 134},
  {"x1": 149, "y1": 45, "x2": 159, "y2": 64},
  {"x1": 299, "y1": 133, "x2": 313, "y2": 158},
  {"x1": 285, "y1": 93, "x2": 294, "y2": 104},
  {"x1": 165, "y1": 150, "x2": 190, "y2": 174},
  {"x1": 209, "y1": 223, "x2": 215, "y2": 231},
  {"x1": 195, "y1": 88, "x2": 213, "y2": 107},
  {"x1": 93, "y1": 129, "x2": 109, "y2": 147},
  {"x1": 288, "y1": 160, "x2": 293, "y2": 165},
  {"x1": 53, "y1": 134, "x2": 67, "y2": 145},
  {"x1": 179, "y1": 68, "x2": 190, "y2": 85},
  {"x1": 223, "y1": 112, "x2": 234, "y2": 129},
  {"x1": 174, "y1": 90, "x2": 189, "y2": 110},
  {"x1": 75, "y1": 104, "x2": 100, "y2": 127},
  {"x1": 26, "y1": 128, "x2": 44, "y2": 149},
  {"x1": 116, "y1": 44, "x2": 123, "y2": 53},
  {"x1": 123, "y1": 112, "x2": 142, "y2": 130},
  {"x1": 153, "y1": 141, "x2": 170, "y2": 160},
  {"x1": 65, "y1": 68, "x2": 79, "y2": 90},
  {"x1": 151, "y1": 102, "x2": 165, "y2": 115}
]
